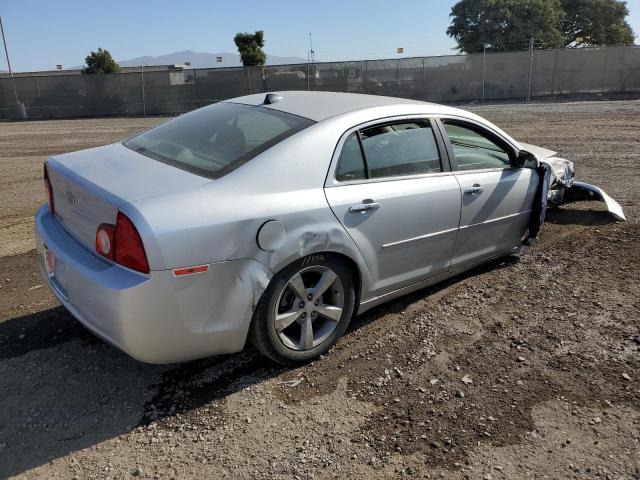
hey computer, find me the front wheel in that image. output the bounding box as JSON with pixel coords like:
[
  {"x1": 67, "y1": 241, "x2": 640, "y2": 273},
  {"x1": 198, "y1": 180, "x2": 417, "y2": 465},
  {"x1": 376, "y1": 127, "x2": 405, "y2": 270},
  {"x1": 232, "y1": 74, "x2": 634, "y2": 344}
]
[{"x1": 250, "y1": 254, "x2": 356, "y2": 365}]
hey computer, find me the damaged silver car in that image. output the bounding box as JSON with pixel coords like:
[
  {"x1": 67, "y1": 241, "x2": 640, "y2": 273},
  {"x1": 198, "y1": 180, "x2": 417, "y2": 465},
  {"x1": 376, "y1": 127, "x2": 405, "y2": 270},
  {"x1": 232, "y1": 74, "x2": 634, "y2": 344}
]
[{"x1": 34, "y1": 91, "x2": 625, "y2": 365}]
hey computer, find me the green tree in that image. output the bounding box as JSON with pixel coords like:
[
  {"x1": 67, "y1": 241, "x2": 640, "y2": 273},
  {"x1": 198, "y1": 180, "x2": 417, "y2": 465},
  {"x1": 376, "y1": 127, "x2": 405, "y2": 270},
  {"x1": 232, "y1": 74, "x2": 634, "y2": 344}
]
[
  {"x1": 82, "y1": 48, "x2": 120, "y2": 74},
  {"x1": 561, "y1": 0, "x2": 635, "y2": 46},
  {"x1": 234, "y1": 31, "x2": 267, "y2": 67},
  {"x1": 447, "y1": 0, "x2": 566, "y2": 53}
]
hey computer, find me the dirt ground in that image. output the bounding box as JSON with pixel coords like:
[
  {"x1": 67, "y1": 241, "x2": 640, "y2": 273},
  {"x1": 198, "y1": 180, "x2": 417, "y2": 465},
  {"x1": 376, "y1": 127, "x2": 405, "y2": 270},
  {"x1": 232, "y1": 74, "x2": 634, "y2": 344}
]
[{"x1": 0, "y1": 100, "x2": 638, "y2": 480}]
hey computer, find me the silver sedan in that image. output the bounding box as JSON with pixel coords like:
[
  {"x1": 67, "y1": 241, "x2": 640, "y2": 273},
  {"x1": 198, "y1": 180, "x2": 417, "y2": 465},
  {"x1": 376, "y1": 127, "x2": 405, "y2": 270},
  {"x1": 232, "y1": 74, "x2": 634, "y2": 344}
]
[{"x1": 35, "y1": 92, "x2": 625, "y2": 364}]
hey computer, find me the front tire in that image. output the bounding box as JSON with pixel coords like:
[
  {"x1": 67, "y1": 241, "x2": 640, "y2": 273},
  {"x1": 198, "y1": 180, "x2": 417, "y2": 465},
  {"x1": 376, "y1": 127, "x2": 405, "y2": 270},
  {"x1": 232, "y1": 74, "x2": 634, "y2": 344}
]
[{"x1": 250, "y1": 254, "x2": 356, "y2": 366}]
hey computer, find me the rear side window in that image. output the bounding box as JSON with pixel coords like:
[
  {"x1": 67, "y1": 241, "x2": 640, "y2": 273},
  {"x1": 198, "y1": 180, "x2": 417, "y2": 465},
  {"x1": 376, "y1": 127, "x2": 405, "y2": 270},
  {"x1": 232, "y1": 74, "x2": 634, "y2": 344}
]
[
  {"x1": 124, "y1": 103, "x2": 314, "y2": 179},
  {"x1": 335, "y1": 120, "x2": 442, "y2": 182},
  {"x1": 360, "y1": 121, "x2": 441, "y2": 178},
  {"x1": 335, "y1": 133, "x2": 367, "y2": 181},
  {"x1": 442, "y1": 122, "x2": 511, "y2": 170}
]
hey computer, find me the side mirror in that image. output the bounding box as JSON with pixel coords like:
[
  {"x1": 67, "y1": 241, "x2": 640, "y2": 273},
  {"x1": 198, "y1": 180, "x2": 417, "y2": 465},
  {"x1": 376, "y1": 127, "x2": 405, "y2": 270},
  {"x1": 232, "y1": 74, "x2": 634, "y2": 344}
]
[{"x1": 514, "y1": 150, "x2": 538, "y2": 169}]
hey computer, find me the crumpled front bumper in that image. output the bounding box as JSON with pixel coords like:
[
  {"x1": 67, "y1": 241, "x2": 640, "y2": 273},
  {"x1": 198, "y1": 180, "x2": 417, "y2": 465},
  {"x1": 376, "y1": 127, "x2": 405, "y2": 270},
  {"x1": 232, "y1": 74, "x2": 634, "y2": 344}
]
[
  {"x1": 562, "y1": 181, "x2": 626, "y2": 221},
  {"x1": 34, "y1": 205, "x2": 272, "y2": 363},
  {"x1": 542, "y1": 157, "x2": 626, "y2": 221}
]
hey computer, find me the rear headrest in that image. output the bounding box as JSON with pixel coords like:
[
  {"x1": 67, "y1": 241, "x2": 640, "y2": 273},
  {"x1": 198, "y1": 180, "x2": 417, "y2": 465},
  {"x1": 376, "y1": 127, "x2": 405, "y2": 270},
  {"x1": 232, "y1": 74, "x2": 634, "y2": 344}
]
[{"x1": 214, "y1": 124, "x2": 246, "y2": 159}]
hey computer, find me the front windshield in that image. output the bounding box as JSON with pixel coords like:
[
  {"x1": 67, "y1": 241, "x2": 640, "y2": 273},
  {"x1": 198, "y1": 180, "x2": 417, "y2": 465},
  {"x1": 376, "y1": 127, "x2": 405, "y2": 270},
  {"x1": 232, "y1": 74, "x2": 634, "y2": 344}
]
[{"x1": 124, "y1": 102, "x2": 314, "y2": 178}]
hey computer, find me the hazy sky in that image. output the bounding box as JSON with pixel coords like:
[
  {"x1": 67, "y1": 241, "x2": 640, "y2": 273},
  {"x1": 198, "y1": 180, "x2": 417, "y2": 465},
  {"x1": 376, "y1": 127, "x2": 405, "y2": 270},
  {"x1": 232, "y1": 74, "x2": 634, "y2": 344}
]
[{"x1": 1, "y1": 0, "x2": 639, "y2": 72}]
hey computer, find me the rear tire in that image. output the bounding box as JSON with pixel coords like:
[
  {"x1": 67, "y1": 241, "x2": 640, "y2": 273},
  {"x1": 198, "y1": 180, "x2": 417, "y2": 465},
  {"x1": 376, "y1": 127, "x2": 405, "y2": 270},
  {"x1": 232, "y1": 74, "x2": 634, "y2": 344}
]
[{"x1": 250, "y1": 254, "x2": 356, "y2": 366}]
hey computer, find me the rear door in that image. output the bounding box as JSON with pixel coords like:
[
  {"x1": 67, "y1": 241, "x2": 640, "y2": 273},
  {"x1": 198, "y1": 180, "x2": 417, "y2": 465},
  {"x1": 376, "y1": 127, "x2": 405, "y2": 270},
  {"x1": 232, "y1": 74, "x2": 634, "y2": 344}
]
[
  {"x1": 439, "y1": 119, "x2": 539, "y2": 268},
  {"x1": 324, "y1": 118, "x2": 461, "y2": 295}
]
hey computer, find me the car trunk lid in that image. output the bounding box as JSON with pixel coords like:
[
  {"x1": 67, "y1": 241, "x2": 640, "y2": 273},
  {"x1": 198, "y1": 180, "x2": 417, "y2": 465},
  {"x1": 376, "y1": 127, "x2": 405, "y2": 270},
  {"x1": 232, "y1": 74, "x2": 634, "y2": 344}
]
[{"x1": 47, "y1": 142, "x2": 211, "y2": 253}]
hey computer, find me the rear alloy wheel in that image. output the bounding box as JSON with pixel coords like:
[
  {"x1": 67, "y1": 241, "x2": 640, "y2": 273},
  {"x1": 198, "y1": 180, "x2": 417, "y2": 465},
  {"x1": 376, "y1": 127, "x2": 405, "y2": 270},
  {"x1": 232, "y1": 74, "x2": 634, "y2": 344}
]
[{"x1": 250, "y1": 255, "x2": 355, "y2": 365}]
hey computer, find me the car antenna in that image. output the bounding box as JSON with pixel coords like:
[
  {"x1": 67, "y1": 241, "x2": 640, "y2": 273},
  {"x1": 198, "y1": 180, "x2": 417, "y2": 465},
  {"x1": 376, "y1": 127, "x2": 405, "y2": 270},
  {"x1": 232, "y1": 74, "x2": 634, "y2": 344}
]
[{"x1": 263, "y1": 93, "x2": 283, "y2": 105}]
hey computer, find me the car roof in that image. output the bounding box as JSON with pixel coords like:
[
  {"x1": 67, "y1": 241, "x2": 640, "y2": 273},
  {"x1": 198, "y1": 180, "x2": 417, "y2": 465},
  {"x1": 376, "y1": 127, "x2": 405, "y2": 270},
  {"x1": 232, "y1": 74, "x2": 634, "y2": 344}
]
[
  {"x1": 225, "y1": 91, "x2": 445, "y2": 122},
  {"x1": 224, "y1": 91, "x2": 522, "y2": 153}
]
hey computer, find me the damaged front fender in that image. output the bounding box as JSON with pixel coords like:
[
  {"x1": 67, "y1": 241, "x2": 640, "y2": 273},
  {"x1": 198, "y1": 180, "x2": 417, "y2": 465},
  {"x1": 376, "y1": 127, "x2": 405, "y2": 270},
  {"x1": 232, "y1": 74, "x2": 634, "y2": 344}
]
[
  {"x1": 521, "y1": 145, "x2": 626, "y2": 245},
  {"x1": 521, "y1": 144, "x2": 627, "y2": 222},
  {"x1": 543, "y1": 156, "x2": 626, "y2": 221}
]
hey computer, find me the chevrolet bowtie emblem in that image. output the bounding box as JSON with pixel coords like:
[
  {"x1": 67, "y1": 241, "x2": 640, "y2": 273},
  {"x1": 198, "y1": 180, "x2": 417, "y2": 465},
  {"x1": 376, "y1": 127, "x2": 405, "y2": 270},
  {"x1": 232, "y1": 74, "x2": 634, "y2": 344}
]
[{"x1": 65, "y1": 191, "x2": 77, "y2": 205}]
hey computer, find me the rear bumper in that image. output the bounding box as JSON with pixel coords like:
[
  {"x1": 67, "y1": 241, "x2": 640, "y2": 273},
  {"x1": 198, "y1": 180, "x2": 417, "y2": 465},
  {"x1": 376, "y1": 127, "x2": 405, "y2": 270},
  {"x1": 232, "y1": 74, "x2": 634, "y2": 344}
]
[{"x1": 34, "y1": 206, "x2": 272, "y2": 363}]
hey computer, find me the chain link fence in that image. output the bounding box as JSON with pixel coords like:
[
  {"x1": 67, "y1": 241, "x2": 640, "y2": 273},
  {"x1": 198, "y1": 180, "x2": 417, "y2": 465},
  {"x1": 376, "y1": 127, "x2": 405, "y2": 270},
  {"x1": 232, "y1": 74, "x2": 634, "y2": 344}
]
[{"x1": 1, "y1": 45, "x2": 638, "y2": 119}]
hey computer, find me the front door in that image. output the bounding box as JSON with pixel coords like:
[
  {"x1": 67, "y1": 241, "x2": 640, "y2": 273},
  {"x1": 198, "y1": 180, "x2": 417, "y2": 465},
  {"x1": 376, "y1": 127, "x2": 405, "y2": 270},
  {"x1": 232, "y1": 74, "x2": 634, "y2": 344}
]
[
  {"x1": 439, "y1": 120, "x2": 539, "y2": 268},
  {"x1": 324, "y1": 118, "x2": 461, "y2": 295}
]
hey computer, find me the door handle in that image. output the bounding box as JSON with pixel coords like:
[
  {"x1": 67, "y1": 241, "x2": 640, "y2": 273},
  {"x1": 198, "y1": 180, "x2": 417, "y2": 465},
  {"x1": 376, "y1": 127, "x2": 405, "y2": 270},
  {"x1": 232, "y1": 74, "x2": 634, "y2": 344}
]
[
  {"x1": 464, "y1": 184, "x2": 484, "y2": 196},
  {"x1": 349, "y1": 200, "x2": 380, "y2": 213}
]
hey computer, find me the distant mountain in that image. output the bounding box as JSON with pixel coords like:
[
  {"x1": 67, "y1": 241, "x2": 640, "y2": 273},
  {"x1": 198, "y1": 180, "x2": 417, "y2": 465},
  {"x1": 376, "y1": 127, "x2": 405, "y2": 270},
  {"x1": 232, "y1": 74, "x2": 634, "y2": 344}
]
[{"x1": 117, "y1": 50, "x2": 307, "y2": 68}]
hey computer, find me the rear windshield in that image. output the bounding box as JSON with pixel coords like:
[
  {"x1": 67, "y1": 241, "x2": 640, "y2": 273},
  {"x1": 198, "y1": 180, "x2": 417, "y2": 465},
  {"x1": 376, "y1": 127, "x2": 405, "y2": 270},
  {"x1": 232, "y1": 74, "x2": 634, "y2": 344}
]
[{"x1": 124, "y1": 102, "x2": 314, "y2": 178}]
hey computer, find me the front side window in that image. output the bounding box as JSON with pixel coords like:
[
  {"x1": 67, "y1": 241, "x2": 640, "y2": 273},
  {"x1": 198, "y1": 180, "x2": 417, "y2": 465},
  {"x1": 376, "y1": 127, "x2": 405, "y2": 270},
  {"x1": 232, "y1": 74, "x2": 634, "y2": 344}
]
[
  {"x1": 442, "y1": 122, "x2": 511, "y2": 171},
  {"x1": 356, "y1": 121, "x2": 442, "y2": 179},
  {"x1": 124, "y1": 103, "x2": 314, "y2": 178}
]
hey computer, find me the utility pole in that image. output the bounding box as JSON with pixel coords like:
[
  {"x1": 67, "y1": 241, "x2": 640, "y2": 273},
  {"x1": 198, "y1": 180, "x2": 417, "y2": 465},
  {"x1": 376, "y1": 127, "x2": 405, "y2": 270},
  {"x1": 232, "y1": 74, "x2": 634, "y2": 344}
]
[
  {"x1": 307, "y1": 45, "x2": 310, "y2": 91},
  {"x1": 526, "y1": 36, "x2": 534, "y2": 102},
  {"x1": 0, "y1": 15, "x2": 25, "y2": 118},
  {"x1": 308, "y1": 32, "x2": 314, "y2": 91},
  {"x1": 482, "y1": 43, "x2": 488, "y2": 103},
  {"x1": 141, "y1": 64, "x2": 146, "y2": 116}
]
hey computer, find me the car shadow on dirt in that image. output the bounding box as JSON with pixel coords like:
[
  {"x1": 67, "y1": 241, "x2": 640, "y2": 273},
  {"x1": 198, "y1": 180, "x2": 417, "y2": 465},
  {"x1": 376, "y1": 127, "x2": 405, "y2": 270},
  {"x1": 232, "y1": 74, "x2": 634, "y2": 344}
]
[
  {"x1": 545, "y1": 206, "x2": 619, "y2": 226},
  {"x1": 0, "y1": 254, "x2": 519, "y2": 478},
  {"x1": 0, "y1": 306, "x2": 92, "y2": 361}
]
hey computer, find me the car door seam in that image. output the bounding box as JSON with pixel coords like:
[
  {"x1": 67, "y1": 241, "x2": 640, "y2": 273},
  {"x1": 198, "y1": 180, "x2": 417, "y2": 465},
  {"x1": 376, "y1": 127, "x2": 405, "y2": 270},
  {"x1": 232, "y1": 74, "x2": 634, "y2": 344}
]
[
  {"x1": 459, "y1": 210, "x2": 532, "y2": 230},
  {"x1": 381, "y1": 226, "x2": 460, "y2": 249},
  {"x1": 321, "y1": 186, "x2": 376, "y2": 301},
  {"x1": 451, "y1": 173, "x2": 464, "y2": 269}
]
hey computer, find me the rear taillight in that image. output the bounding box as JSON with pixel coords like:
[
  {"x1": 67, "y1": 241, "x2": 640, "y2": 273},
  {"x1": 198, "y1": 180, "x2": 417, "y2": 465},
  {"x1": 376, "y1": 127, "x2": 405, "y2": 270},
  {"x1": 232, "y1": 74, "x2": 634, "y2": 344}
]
[
  {"x1": 114, "y1": 212, "x2": 149, "y2": 273},
  {"x1": 95, "y1": 212, "x2": 149, "y2": 274},
  {"x1": 44, "y1": 164, "x2": 55, "y2": 214}
]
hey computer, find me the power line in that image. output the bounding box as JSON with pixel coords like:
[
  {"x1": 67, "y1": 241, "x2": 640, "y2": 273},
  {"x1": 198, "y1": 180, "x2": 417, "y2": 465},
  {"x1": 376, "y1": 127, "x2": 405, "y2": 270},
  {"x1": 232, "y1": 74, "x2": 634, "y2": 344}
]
[{"x1": 0, "y1": 16, "x2": 19, "y2": 104}]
